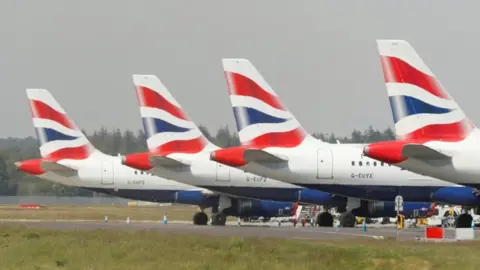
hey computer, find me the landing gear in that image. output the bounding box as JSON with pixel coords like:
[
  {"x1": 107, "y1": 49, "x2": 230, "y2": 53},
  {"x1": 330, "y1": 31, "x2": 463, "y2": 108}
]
[
  {"x1": 193, "y1": 212, "x2": 208, "y2": 225},
  {"x1": 456, "y1": 213, "x2": 473, "y2": 228},
  {"x1": 339, "y1": 212, "x2": 356, "y2": 227},
  {"x1": 381, "y1": 217, "x2": 390, "y2": 225},
  {"x1": 211, "y1": 212, "x2": 227, "y2": 226},
  {"x1": 316, "y1": 212, "x2": 334, "y2": 227}
]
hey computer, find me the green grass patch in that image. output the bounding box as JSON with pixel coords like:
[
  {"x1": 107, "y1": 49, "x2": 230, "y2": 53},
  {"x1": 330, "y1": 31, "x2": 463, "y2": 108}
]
[{"x1": 0, "y1": 225, "x2": 478, "y2": 269}]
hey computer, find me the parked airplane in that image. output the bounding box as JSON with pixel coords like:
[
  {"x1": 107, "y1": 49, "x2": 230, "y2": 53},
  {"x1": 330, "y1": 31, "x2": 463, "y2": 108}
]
[
  {"x1": 209, "y1": 58, "x2": 478, "y2": 227},
  {"x1": 363, "y1": 40, "x2": 480, "y2": 193},
  {"x1": 15, "y1": 88, "x2": 299, "y2": 225},
  {"x1": 121, "y1": 74, "x2": 437, "y2": 227}
]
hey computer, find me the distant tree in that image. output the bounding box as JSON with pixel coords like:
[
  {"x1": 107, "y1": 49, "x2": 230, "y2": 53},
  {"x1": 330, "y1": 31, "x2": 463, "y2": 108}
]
[
  {"x1": 0, "y1": 154, "x2": 13, "y2": 195},
  {"x1": 364, "y1": 125, "x2": 383, "y2": 143},
  {"x1": 134, "y1": 130, "x2": 147, "y2": 152},
  {"x1": 230, "y1": 132, "x2": 240, "y2": 147},
  {"x1": 350, "y1": 129, "x2": 363, "y2": 143},
  {"x1": 214, "y1": 126, "x2": 233, "y2": 148},
  {"x1": 112, "y1": 128, "x2": 123, "y2": 155},
  {"x1": 382, "y1": 127, "x2": 395, "y2": 141},
  {"x1": 311, "y1": 132, "x2": 326, "y2": 141},
  {"x1": 123, "y1": 130, "x2": 138, "y2": 154},
  {"x1": 198, "y1": 125, "x2": 215, "y2": 144}
]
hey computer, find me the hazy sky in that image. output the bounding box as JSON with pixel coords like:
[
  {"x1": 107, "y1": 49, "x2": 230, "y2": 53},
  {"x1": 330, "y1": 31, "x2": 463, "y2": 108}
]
[{"x1": 1, "y1": 1, "x2": 479, "y2": 138}]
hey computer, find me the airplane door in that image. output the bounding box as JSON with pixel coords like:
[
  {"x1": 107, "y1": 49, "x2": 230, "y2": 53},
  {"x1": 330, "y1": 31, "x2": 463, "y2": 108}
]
[
  {"x1": 317, "y1": 149, "x2": 333, "y2": 179},
  {"x1": 215, "y1": 163, "x2": 230, "y2": 182},
  {"x1": 101, "y1": 160, "x2": 114, "y2": 185}
]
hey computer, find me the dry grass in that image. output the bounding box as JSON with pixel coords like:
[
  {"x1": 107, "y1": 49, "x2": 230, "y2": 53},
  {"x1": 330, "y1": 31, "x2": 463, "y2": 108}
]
[
  {"x1": 0, "y1": 204, "x2": 201, "y2": 221},
  {"x1": 0, "y1": 225, "x2": 478, "y2": 270}
]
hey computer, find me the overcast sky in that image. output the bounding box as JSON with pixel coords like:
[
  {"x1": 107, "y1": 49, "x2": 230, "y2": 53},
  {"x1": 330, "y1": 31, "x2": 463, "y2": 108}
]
[{"x1": 0, "y1": 1, "x2": 478, "y2": 138}]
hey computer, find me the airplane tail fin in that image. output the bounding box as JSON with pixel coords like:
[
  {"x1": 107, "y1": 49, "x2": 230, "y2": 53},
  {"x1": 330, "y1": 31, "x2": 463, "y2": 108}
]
[
  {"x1": 26, "y1": 89, "x2": 95, "y2": 161},
  {"x1": 132, "y1": 75, "x2": 210, "y2": 155},
  {"x1": 377, "y1": 39, "x2": 474, "y2": 141},
  {"x1": 222, "y1": 59, "x2": 310, "y2": 148}
]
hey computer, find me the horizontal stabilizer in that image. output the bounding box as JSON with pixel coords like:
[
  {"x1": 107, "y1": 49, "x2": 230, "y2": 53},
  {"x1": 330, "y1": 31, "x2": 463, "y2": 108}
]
[
  {"x1": 149, "y1": 155, "x2": 191, "y2": 168},
  {"x1": 41, "y1": 161, "x2": 78, "y2": 177},
  {"x1": 401, "y1": 144, "x2": 450, "y2": 159},
  {"x1": 243, "y1": 149, "x2": 289, "y2": 163}
]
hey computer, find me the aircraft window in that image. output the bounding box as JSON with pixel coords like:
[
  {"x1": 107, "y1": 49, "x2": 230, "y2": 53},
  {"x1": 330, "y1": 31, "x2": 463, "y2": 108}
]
[
  {"x1": 366, "y1": 161, "x2": 370, "y2": 166},
  {"x1": 140, "y1": 171, "x2": 144, "y2": 175},
  {"x1": 359, "y1": 161, "x2": 363, "y2": 166},
  {"x1": 373, "y1": 161, "x2": 377, "y2": 166},
  {"x1": 381, "y1": 162, "x2": 384, "y2": 166},
  {"x1": 351, "y1": 161, "x2": 355, "y2": 166},
  {"x1": 134, "y1": 171, "x2": 137, "y2": 174}
]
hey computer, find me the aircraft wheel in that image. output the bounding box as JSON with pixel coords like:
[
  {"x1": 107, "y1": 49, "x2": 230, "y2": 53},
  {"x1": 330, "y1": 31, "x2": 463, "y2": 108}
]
[
  {"x1": 211, "y1": 212, "x2": 227, "y2": 226},
  {"x1": 381, "y1": 217, "x2": 389, "y2": 224},
  {"x1": 456, "y1": 213, "x2": 473, "y2": 228},
  {"x1": 339, "y1": 212, "x2": 356, "y2": 227},
  {"x1": 193, "y1": 212, "x2": 208, "y2": 225},
  {"x1": 316, "y1": 212, "x2": 334, "y2": 227}
]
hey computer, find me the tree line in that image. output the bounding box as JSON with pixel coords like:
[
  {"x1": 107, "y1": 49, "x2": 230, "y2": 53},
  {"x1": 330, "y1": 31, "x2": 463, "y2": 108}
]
[{"x1": 0, "y1": 125, "x2": 394, "y2": 196}]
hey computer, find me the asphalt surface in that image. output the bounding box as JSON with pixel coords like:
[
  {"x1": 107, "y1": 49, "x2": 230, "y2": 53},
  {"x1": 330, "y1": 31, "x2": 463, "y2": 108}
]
[{"x1": 2, "y1": 219, "x2": 478, "y2": 241}]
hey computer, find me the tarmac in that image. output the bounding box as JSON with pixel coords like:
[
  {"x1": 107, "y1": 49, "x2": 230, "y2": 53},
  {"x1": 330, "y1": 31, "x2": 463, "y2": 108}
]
[{"x1": 2, "y1": 219, "x2": 478, "y2": 241}]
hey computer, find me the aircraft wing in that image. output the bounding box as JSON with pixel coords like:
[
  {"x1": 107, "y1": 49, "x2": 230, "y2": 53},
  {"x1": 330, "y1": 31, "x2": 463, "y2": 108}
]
[
  {"x1": 401, "y1": 144, "x2": 451, "y2": 159},
  {"x1": 149, "y1": 155, "x2": 191, "y2": 168},
  {"x1": 243, "y1": 149, "x2": 289, "y2": 163},
  {"x1": 41, "y1": 161, "x2": 78, "y2": 177}
]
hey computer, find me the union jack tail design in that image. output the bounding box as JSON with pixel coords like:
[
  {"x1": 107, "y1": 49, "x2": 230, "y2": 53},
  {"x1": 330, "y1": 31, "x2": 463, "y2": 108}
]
[
  {"x1": 133, "y1": 75, "x2": 210, "y2": 155},
  {"x1": 378, "y1": 40, "x2": 474, "y2": 141},
  {"x1": 222, "y1": 59, "x2": 309, "y2": 148},
  {"x1": 26, "y1": 89, "x2": 94, "y2": 161}
]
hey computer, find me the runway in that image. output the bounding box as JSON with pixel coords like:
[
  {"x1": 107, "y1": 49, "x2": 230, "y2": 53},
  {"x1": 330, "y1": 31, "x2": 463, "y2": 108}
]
[{"x1": 2, "y1": 219, "x2": 477, "y2": 241}]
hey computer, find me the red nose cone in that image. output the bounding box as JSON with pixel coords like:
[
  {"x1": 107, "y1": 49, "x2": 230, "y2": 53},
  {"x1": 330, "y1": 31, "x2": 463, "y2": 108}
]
[
  {"x1": 363, "y1": 141, "x2": 407, "y2": 164},
  {"x1": 210, "y1": 147, "x2": 248, "y2": 167},
  {"x1": 16, "y1": 159, "x2": 44, "y2": 175},
  {"x1": 122, "y1": 152, "x2": 153, "y2": 170}
]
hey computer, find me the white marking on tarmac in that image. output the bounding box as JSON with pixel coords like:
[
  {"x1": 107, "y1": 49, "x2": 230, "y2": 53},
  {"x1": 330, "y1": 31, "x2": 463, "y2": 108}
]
[
  {"x1": 0, "y1": 219, "x2": 191, "y2": 224},
  {"x1": 287, "y1": 228, "x2": 386, "y2": 239},
  {"x1": 292, "y1": 231, "x2": 385, "y2": 240},
  {"x1": 310, "y1": 231, "x2": 385, "y2": 239}
]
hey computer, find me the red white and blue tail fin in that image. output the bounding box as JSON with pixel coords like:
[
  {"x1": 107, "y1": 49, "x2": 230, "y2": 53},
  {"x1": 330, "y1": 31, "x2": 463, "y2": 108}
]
[
  {"x1": 26, "y1": 89, "x2": 94, "y2": 161},
  {"x1": 222, "y1": 59, "x2": 310, "y2": 148},
  {"x1": 133, "y1": 75, "x2": 210, "y2": 155},
  {"x1": 377, "y1": 40, "x2": 474, "y2": 141}
]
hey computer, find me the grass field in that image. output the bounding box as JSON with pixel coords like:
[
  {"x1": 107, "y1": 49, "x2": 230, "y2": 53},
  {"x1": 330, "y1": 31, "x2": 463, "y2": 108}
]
[
  {"x1": 0, "y1": 225, "x2": 478, "y2": 270},
  {"x1": 0, "y1": 204, "x2": 202, "y2": 221}
]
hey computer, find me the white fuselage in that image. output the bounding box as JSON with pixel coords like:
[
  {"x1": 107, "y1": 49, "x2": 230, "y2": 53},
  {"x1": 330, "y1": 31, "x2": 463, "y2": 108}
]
[
  {"x1": 236, "y1": 137, "x2": 463, "y2": 202},
  {"x1": 394, "y1": 129, "x2": 480, "y2": 188},
  {"x1": 38, "y1": 151, "x2": 208, "y2": 195},
  {"x1": 147, "y1": 144, "x2": 308, "y2": 202}
]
